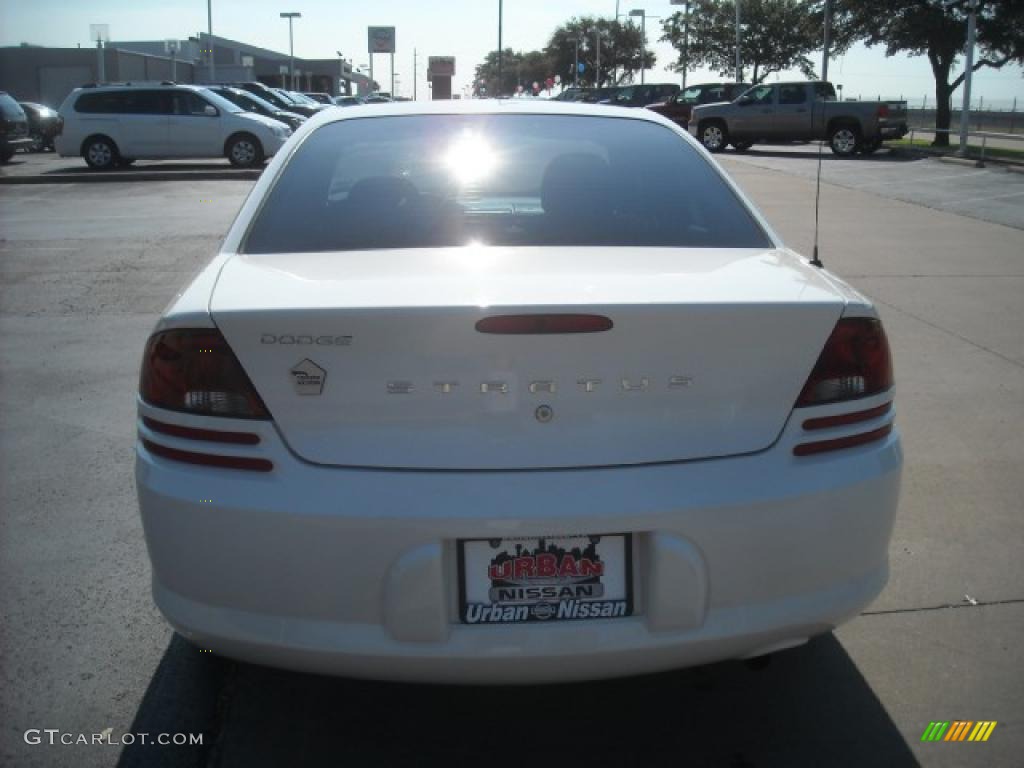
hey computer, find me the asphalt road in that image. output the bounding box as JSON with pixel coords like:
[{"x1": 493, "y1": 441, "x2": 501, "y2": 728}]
[
  {"x1": 718, "y1": 142, "x2": 1024, "y2": 231},
  {"x1": 1, "y1": 151, "x2": 1022, "y2": 767}
]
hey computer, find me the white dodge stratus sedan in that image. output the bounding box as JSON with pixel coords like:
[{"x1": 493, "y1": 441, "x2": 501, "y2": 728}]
[{"x1": 136, "y1": 100, "x2": 901, "y2": 683}]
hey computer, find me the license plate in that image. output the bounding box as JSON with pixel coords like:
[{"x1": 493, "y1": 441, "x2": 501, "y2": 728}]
[{"x1": 458, "y1": 533, "x2": 633, "y2": 624}]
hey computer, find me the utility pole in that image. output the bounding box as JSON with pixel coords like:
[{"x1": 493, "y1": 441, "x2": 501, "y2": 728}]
[
  {"x1": 207, "y1": 0, "x2": 214, "y2": 82},
  {"x1": 959, "y1": 0, "x2": 978, "y2": 155},
  {"x1": 821, "y1": 0, "x2": 832, "y2": 82},
  {"x1": 390, "y1": 51, "x2": 395, "y2": 97},
  {"x1": 413, "y1": 48, "x2": 417, "y2": 101},
  {"x1": 735, "y1": 0, "x2": 742, "y2": 82},
  {"x1": 596, "y1": 32, "x2": 601, "y2": 87}
]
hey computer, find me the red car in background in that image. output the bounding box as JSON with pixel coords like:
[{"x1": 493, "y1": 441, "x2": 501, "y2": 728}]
[{"x1": 646, "y1": 82, "x2": 751, "y2": 128}]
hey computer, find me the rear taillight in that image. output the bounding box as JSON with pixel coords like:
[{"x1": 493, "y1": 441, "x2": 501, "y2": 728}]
[
  {"x1": 795, "y1": 317, "x2": 893, "y2": 407},
  {"x1": 140, "y1": 328, "x2": 270, "y2": 419},
  {"x1": 877, "y1": 104, "x2": 890, "y2": 118}
]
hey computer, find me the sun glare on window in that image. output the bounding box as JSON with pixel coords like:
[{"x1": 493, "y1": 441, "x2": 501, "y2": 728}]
[{"x1": 442, "y1": 132, "x2": 499, "y2": 185}]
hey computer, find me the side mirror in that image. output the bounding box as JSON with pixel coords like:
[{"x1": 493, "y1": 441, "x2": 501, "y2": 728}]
[{"x1": 203, "y1": 104, "x2": 218, "y2": 117}]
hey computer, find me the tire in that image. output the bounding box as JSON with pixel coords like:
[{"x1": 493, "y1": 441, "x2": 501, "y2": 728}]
[
  {"x1": 828, "y1": 124, "x2": 860, "y2": 156},
  {"x1": 859, "y1": 138, "x2": 882, "y2": 155},
  {"x1": 28, "y1": 133, "x2": 46, "y2": 153},
  {"x1": 83, "y1": 136, "x2": 118, "y2": 170},
  {"x1": 731, "y1": 141, "x2": 753, "y2": 152},
  {"x1": 0, "y1": 149, "x2": 13, "y2": 164},
  {"x1": 226, "y1": 134, "x2": 264, "y2": 168},
  {"x1": 699, "y1": 121, "x2": 728, "y2": 153}
]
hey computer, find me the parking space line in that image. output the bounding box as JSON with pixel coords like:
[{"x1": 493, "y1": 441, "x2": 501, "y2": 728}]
[{"x1": 946, "y1": 189, "x2": 1024, "y2": 206}]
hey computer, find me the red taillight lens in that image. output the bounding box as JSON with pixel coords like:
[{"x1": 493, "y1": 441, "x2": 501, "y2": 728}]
[
  {"x1": 140, "y1": 329, "x2": 270, "y2": 419},
  {"x1": 795, "y1": 318, "x2": 893, "y2": 407},
  {"x1": 877, "y1": 104, "x2": 890, "y2": 118}
]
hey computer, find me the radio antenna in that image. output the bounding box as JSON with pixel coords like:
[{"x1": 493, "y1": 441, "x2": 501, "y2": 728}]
[{"x1": 810, "y1": 93, "x2": 825, "y2": 269}]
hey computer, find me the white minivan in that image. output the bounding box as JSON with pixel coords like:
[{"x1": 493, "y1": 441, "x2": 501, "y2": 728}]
[{"x1": 55, "y1": 83, "x2": 292, "y2": 169}]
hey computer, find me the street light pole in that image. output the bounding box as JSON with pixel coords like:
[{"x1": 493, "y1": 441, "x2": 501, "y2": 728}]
[
  {"x1": 574, "y1": 39, "x2": 580, "y2": 87},
  {"x1": 681, "y1": 0, "x2": 690, "y2": 89},
  {"x1": 629, "y1": 9, "x2": 646, "y2": 85},
  {"x1": 280, "y1": 12, "x2": 301, "y2": 90},
  {"x1": 497, "y1": 0, "x2": 503, "y2": 97},
  {"x1": 821, "y1": 0, "x2": 832, "y2": 82},
  {"x1": 413, "y1": 48, "x2": 417, "y2": 101},
  {"x1": 596, "y1": 32, "x2": 601, "y2": 87},
  {"x1": 207, "y1": 0, "x2": 214, "y2": 82},
  {"x1": 735, "y1": 0, "x2": 742, "y2": 82},
  {"x1": 959, "y1": 0, "x2": 978, "y2": 155}
]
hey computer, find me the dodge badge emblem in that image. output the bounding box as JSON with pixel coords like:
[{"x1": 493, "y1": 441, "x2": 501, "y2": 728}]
[{"x1": 291, "y1": 359, "x2": 326, "y2": 395}]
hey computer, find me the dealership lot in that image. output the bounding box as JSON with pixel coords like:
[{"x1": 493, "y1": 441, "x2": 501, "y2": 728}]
[
  {"x1": 1, "y1": 151, "x2": 1022, "y2": 766},
  {"x1": 722, "y1": 143, "x2": 1024, "y2": 231}
]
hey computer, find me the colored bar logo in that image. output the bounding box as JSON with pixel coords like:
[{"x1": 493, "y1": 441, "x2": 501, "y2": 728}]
[{"x1": 921, "y1": 721, "x2": 997, "y2": 742}]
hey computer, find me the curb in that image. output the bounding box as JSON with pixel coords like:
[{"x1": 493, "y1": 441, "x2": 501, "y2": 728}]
[
  {"x1": 888, "y1": 143, "x2": 1024, "y2": 171},
  {"x1": 936, "y1": 155, "x2": 985, "y2": 169},
  {"x1": 0, "y1": 170, "x2": 261, "y2": 184}
]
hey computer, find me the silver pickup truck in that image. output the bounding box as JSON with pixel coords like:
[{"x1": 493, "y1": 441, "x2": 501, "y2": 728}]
[{"x1": 690, "y1": 81, "x2": 908, "y2": 156}]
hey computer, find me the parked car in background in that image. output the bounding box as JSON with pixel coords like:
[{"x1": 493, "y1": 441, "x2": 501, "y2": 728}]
[
  {"x1": 364, "y1": 94, "x2": 392, "y2": 104},
  {"x1": 550, "y1": 87, "x2": 589, "y2": 102},
  {"x1": 609, "y1": 83, "x2": 680, "y2": 108},
  {"x1": 284, "y1": 90, "x2": 320, "y2": 107},
  {"x1": 646, "y1": 82, "x2": 750, "y2": 128},
  {"x1": 208, "y1": 86, "x2": 306, "y2": 131},
  {"x1": 0, "y1": 91, "x2": 32, "y2": 162},
  {"x1": 277, "y1": 89, "x2": 330, "y2": 115},
  {"x1": 302, "y1": 92, "x2": 333, "y2": 104},
  {"x1": 135, "y1": 100, "x2": 901, "y2": 684},
  {"x1": 334, "y1": 95, "x2": 365, "y2": 107},
  {"x1": 691, "y1": 81, "x2": 908, "y2": 155},
  {"x1": 55, "y1": 83, "x2": 291, "y2": 170},
  {"x1": 19, "y1": 101, "x2": 62, "y2": 151},
  {"x1": 232, "y1": 82, "x2": 324, "y2": 119}
]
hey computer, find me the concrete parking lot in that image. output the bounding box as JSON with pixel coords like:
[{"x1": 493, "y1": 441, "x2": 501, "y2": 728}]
[{"x1": 1, "y1": 148, "x2": 1022, "y2": 767}]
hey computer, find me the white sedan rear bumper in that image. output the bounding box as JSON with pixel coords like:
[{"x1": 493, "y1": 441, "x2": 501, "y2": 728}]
[{"x1": 136, "y1": 392, "x2": 901, "y2": 683}]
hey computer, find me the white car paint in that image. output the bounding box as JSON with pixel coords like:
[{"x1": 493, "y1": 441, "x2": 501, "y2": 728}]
[
  {"x1": 136, "y1": 100, "x2": 902, "y2": 683},
  {"x1": 55, "y1": 84, "x2": 290, "y2": 164}
]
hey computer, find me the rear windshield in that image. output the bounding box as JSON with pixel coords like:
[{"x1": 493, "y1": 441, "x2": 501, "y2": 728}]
[{"x1": 243, "y1": 114, "x2": 772, "y2": 254}]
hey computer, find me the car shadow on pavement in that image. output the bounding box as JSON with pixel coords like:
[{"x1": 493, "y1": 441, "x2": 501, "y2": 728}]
[
  {"x1": 38, "y1": 162, "x2": 243, "y2": 175},
  {"x1": 118, "y1": 632, "x2": 917, "y2": 768}
]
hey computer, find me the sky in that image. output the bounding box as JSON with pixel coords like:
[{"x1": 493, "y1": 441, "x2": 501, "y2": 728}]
[{"x1": 2, "y1": 0, "x2": 1023, "y2": 107}]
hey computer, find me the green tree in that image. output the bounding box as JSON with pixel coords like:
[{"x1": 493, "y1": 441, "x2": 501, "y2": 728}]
[
  {"x1": 547, "y1": 16, "x2": 654, "y2": 87},
  {"x1": 831, "y1": 0, "x2": 1024, "y2": 146},
  {"x1": 473, "y1": 49, "x2": 554, "y2": 96},
  {"x1": 662, "y1": 0, "x2": 825, "y2": 85}
]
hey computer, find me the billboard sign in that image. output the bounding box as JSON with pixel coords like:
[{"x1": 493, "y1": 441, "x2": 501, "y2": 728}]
[
  {"x1": 428, "y1": 56, "x2": 456, "y2": 77},
  {"x1": 368, "y1": 26, "x2": 396, "y2": 54}
]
